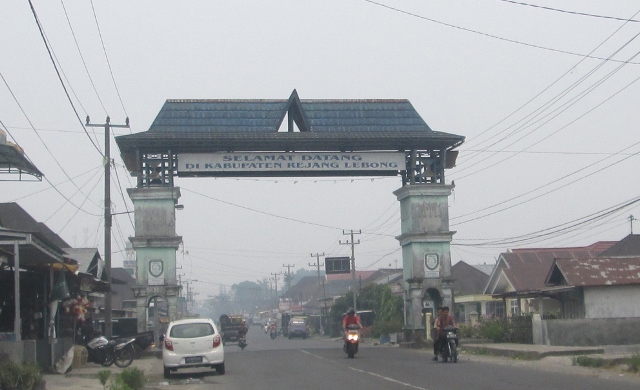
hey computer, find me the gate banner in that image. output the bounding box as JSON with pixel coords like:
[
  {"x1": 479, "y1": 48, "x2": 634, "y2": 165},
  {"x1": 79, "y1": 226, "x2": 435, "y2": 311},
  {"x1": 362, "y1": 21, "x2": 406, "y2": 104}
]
[{"x1": 179, "y1": 152, "x2": 405, "y2": 173}]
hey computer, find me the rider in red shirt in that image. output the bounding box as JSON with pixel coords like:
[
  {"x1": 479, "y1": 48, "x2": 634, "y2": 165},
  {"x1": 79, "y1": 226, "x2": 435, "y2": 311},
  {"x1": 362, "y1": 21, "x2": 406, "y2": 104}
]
[{"x1": 342, "y1": 308, "x2": 363, "y2": 331}]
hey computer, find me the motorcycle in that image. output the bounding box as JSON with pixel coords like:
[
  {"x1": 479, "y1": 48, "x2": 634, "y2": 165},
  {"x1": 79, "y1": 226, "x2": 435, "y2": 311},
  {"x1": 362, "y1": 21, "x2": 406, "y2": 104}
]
[
  {"x1": 238, "y1": 336, "x2": 247, "y2": 350},
  {"x1": 343, "y1": 324, "x2": 360, "y2": 358},
  {"x1": 269, "y1": 325, "x2": 278, "y2": 340},
  {"x1": 86, "y1": 335, "x2": 135, "y2": 368},
  {"x1": 440, "y1": 325, "x2": 458, "y2": 363}
]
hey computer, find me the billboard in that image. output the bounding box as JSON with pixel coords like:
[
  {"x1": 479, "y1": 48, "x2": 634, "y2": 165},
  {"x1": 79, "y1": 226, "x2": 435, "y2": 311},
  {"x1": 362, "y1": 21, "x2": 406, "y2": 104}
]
[{"x1": 325, "y1": 257, "x2": 351, "y2": 274}]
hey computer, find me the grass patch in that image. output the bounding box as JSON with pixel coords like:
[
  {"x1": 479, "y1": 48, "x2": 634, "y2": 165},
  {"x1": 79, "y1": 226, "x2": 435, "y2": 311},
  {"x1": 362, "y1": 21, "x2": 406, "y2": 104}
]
[
  {"x1": 627, "y1": 353, "x2": 640, "y2": 373},
  {"x1": 573, "y1": 356, "x2": 611, "y2": 368}
]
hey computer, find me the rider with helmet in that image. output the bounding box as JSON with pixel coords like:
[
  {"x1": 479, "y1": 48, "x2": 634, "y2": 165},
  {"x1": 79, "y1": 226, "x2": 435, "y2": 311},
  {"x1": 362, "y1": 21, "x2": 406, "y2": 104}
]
[
  {"x1": 342, "y1": 308, "x2": 363, "y2": 331},
  {"x1": 342, "y1": 308, "x2": 363, "y2": 350}
]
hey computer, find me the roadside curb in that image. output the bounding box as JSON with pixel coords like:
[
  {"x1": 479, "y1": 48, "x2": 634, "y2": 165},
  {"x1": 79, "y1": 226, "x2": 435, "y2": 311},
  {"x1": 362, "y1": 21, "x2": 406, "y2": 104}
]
[{"x1": 461, "y1": 343, "x2": 605, "y2": 360}]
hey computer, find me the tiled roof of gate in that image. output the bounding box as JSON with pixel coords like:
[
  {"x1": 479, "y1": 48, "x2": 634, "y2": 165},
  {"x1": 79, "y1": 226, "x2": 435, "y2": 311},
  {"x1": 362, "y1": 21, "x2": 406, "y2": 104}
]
[
  {"x1": 146, "y1": 99, "x2": 432, "y2": 133},
  {"x1": 115, "y1": 90, "x2": 465, "y2": 172}
]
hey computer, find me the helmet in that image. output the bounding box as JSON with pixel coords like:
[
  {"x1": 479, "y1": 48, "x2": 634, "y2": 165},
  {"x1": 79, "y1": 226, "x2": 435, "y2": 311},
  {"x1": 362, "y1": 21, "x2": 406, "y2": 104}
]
[{"x1": 347, "y1": 308, "x2": 355, "y2": 315}]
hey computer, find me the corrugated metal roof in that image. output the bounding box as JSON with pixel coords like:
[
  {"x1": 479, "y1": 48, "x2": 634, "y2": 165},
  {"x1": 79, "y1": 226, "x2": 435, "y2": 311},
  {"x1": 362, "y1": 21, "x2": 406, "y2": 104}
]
[
  {"x1": 551, "y1": 257, "x2": 640, "y2": 287},
  {"x1": 0, "y1": 143, "x2": 43, "y2": 180},
  {"x1": 486, "y1": 242, "x2": 615, "y2": 294},
  {"x1": 0, "y1": 202, "x2": 70, "y2": 249},
  {"x1": 64, "y1": 248, "x2": 102, "y2": 277},
  {"x1": 597, "y1": 234, "x2": 640, "y2": 257}
]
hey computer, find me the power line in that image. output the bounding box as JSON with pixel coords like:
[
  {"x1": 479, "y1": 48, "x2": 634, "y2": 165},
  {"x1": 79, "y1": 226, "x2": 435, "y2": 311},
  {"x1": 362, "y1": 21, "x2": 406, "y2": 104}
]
[
  {"x1": 452, "y1": 141, "x2": 640, "y2": 226},
  {"x1": 45, "y1": 166, "x2": 103, "y2": 225},
  {"x1": 497, "y1": 0, "x2": 640, "y2": 23},
  {"x1": 454, "y1": 196, "x2": 640, "y2": 248},
  {"x1": 59, "y1": 0, "x2": 109, "y2": 116},
  {"x1": 112, "y1": 164, "x2": 134, "y2": 229},
  {"x1": 182, "y1": 187, "x2": 347, "y2": 231},
  {"x1": 27, "y1": 0, "x2": 105, "y2": 156},
  {"x1": 457, "y1": 6, "x2": 640, "y2": 180},
  {"x1": 360, "y1": 0, "x2": 640, "y2": 64},
  {"x1": 2, "y1": 73, "x2": 105, "y2": 216},
  {"x1": 89, "y1": 0, "x2": 129, "y2": 119},
  {"x1": 457, "y1": 24, "x2": 640, "y2": 170}
]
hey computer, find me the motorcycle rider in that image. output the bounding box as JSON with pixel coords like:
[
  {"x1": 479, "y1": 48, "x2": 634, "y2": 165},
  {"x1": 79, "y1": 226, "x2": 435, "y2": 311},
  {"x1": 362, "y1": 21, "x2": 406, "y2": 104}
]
[
  {"x1": 342, "y1": 308, "x2": 363, "y2": 331},
  {"x1": 238, "y1": 320, "x2": 248, "y2": 338},
  {"x1": 432, "y1": 306, "x2": 456, "y2": 361},
  {"x1": 342, "y1": 308, "x2": 362, "y2": 348}
]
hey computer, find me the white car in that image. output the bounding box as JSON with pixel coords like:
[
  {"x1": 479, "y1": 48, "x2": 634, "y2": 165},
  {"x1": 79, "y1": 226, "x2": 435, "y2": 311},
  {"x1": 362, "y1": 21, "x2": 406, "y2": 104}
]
[{"x1": 162, "y1": 318, "x2": 225, "y2": 378}]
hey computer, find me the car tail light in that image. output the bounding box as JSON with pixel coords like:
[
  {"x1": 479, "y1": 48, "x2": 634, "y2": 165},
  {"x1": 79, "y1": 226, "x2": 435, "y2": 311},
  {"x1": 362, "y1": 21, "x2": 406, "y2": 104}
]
[
  {"x1": 213, "y1": 334, "x2": 221, "y2": 348},
  {"x1": 164, "y1": 337, "x2": 174, "y2": 351}
]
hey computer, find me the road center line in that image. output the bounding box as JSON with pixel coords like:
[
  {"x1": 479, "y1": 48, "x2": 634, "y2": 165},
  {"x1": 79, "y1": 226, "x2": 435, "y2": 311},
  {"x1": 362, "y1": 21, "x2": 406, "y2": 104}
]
[
  {"x1": 300, "y1": 350, "x2": 429, "y2": 389},
  {"x1": 348, "y1": 367, "x2": 430, "y2": 390}
]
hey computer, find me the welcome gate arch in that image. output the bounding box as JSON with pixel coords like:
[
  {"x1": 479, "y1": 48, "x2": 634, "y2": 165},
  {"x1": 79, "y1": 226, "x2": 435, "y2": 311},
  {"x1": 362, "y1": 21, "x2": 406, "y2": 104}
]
[{"x1": 116, "y1": 90, "x2": 464, "y2": 341}]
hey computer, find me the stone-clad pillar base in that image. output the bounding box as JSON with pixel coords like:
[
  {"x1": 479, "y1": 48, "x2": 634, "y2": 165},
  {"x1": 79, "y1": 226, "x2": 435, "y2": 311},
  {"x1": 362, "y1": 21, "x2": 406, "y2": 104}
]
[
  {"x1": 395, "y1": 184, "x2": 455, "y2": 342},
  {"x1": 128, "y1": 186, "x2": 183, "y2": 333}
]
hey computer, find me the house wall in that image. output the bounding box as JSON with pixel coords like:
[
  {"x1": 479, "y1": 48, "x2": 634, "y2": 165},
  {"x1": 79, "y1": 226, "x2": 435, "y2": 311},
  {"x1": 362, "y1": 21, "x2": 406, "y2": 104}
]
[
  {"x1": 537, "y1": 317, "x2": 640, "y2": 346},
  {"x1": 584, "y1": 285, "x2": 640, "y2": 318}
]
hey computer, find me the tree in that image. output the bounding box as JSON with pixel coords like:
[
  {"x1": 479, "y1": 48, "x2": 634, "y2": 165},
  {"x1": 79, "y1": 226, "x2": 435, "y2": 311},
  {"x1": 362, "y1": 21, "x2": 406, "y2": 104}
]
[
  {"x1": 329, "y1": 284, "x2": 403, "y2": 337},
  {"x1": 231, "y1": 280, "x2": 269, "y2": 314}
]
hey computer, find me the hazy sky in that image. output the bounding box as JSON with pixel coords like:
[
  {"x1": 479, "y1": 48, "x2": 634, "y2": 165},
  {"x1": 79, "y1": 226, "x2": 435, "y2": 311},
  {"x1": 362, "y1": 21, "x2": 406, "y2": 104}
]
[{"x1": 2, "y1": 1, "x2": 639, "y2": 299}]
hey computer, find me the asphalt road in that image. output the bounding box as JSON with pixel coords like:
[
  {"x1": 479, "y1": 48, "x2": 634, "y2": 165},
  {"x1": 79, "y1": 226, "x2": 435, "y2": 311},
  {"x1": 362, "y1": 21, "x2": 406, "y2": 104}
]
[{"x1": 141, "y1": 327, "x2": 640, "y2": 390}]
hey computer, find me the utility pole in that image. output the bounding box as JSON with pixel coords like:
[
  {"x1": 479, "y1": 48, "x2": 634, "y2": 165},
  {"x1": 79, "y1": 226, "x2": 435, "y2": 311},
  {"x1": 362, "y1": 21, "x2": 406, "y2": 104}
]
[
  {"x1": 310, "y1": 253, "x2": 327, "y2": 335},
  {"x1": 86, "y1": 116, "x2": 129, "y2": 339},
  {"x1": 270, "y1": 272, "x2": 281, "y2": 311},
  {"x1": 340, "y1": 230, "x2": 361, "y2": 312},
  {"x1": 630, "y1": 215, "x2": 636, "y2": 234},
  {"x1": 282, "y1": 264, "x2": 295, "y2": 293}
]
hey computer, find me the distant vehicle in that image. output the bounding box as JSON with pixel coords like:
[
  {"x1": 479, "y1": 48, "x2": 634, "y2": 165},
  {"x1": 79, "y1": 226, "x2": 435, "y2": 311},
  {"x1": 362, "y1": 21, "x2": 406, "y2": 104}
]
[
  {"x1": 219, "y1": 314, "x2": 244, "y2": 345},
  {"x1": 288, "y1": 317, "x2": 309, "y2": 339},
  {"x1": 161, "y1": 318, "x2": 225, "y2": 378},
  {"x1": 251, "y1": 316, "x2": 262, "y2": 326}
]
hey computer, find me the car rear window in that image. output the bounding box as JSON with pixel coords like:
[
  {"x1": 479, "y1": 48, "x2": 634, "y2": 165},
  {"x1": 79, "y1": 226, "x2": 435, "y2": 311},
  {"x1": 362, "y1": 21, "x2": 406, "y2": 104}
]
[{"x1": 170, "y1": 323, "x2": 215, "y2": 338}]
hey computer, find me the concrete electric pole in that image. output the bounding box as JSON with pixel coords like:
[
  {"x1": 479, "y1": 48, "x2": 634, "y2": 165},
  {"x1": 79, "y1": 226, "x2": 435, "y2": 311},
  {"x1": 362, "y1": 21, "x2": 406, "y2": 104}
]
[
  {"x1": 309, "y1": 253, "x2": 327, "y2": 334},
  {"x1": 270, "y1": 272, "x2": 282, "y2": 311},
  {"x1": 282, "y1": 264, "x2": 295, "y2": 292},
  {"x1": 86, "y1": 116, "x2": 129, "y2": 339},
  {"x1": 340, "y1": 230, "x2": 361, "y2": 312}
]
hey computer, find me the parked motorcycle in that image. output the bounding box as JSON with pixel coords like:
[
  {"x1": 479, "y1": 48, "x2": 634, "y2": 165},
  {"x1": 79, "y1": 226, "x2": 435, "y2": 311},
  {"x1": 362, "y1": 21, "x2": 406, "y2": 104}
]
[
  {"x1": 440, "y1": 325, "x2": 458, "y2": 363},
  {"x1": 86, "y1": 335, "x2": 135, "y2": 368},
  {"x1": 343, "y1": 324, "x2": 360, "y2": 358}
]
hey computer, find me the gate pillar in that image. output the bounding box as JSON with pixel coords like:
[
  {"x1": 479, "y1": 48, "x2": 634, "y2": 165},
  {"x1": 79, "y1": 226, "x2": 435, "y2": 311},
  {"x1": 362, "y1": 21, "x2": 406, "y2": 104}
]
[
  {"x1": 394, "y1": 184, "x2": 455, "y2": 340},
  {"x1": 127, "y1": 186, "x2": 183, "y2": 332}
]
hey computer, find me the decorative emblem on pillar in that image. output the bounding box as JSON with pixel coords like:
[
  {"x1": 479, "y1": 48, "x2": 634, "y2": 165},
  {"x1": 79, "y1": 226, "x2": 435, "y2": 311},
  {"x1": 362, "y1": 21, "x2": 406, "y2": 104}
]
[
  {"x1": 424, "y1": 253, "x2": 440, "y2": 278},
  {"x1": 148, "y1": 259, "x2": 164, "y2": 286}
]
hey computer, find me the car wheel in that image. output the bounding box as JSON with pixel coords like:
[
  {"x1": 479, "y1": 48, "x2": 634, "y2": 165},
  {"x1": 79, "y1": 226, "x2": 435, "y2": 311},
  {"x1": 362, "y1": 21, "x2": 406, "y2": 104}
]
[
  {"x1": 216, "y1": 363, "x2": 226, "y2": 375},
  {"x1": 163, "y1": 367, "x2": 171, "y2": 379}
]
